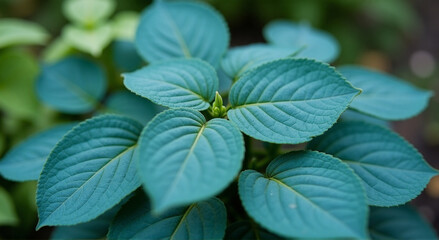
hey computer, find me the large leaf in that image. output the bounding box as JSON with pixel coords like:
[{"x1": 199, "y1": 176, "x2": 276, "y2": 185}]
[
  {"x1": 0, "y1": 123, "x2": 76, "y2": 182},
  {"x1": 224, "y1": 221, "x2": 283, "y2": 240},
  {"x1": 135, "y1": 1, "x2": 229, "y2": 66},
  {"x1": 138, "y1": 108, "x2": 244, "y2": 212},
  {"x1": 369, "y1": 205, "x2": 437, "y2": 240},
  {"x1": 228, "y1": 58, "x2": 359, "y2": 144},
  {"x1": 36, "y1": 115, "x2": 143, "y2": 228},
  {"x1": 36, "y1": 56, "x2": 107, "y2": 114},
  {"x1": 339, "y1": 66, "x2": 432, "y2": 120},
  {"x1": 0, "y1": 19, "x2": 49, "y2": 48},
  {"x1": 0, "y1": 186, "x2": 18, "y2": 226},
  {"x1": 63, "y1": 0, "x2": 115, "y2": 27},
  {"x1": 308, "y1": 121, "x2": 437, "y2": 206},
  {"x1": 238, "y1": 151, "x2": 368, "y2": 239},
  {"x1": 62, "y1": 24, "x2": 113, "y2": 56},
  {"x1": 108, "y1": 193, "x2": 226, "y2": 240},
  {"x1": 124, "y1": 59, "x2": 218, "y2": 111},
  {"x1": 263, "y1": 20, "x2": 339, "y2": 62}
]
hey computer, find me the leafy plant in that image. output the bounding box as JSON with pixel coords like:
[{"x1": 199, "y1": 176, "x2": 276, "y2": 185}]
[{"x1": 0, "y1": 0, "x2": 437, "y2": 239}]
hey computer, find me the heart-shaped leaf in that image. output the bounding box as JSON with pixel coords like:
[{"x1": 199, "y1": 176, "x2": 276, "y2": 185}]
[
  {"x1": 0, "y1": 19, "x2": 49, "y2": 48},
  {"x1": 62, "y1": 24, "x2": 113, "y2": 56},
  {"x1": 228, "y1": 58, "x2": 359, "y2": 144}
]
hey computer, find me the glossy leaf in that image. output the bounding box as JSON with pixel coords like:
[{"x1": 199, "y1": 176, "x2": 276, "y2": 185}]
[
  {"x1": 112, "y1": 40, "x2": 143, "y2": 72},
  {"x1": 108, "y1": 193, "x2": 226, "y2": 240},
  {"x1": 112, "y1": 12, "x2": 139, "y2": 40},
  {"x1": 0, "y1": 186, "x2": 18, "y2": 226},
  {"x1": 135, "y1": 1, "x2": 229, "y2": 66},
  {"x1": 36, "y1": 56, "x2": 107, "y2": 113},
  {"x1": 225, "y1": 221, "x2": 283, "y2": 240},
  {"x1": 308, "y1": 121, "x2": 438, "y2": 206},
  {"x1": 138, "y1": 108, "x2": 244, "y2": 212},
  {"x1": 339, "y1": 66, "x2": 432, "y2": 120},
  {"x1": 228, "y1": 58, "x2": 359, "y2": 144},
  {"x1": 263, "y1": 20, "x2": 339, "y2": 62},
  {"x1": 239, "y1": 151, "x2": 368, "y2": 239},
  {"x1": 0, "y1": 19, "x2": 49, "y2": 48},
  {"x1": 63, "y1": 0, "x2": 115, "y2": 27},
  {"x1": 62, "y1": 24, "x2": 113, "y2": 56},
  {"x1": 124, "y1": 59, "x2": 218, "y2": 111},
  {"x1": 36, "y1": 115, "x2": 143, "y2": 228},
  {"x1": 0, "y1": 123, "x2": 76, "y2": 182},
  {"x1": 369, "y1": 205, "x2": 437, "y2": 240}
]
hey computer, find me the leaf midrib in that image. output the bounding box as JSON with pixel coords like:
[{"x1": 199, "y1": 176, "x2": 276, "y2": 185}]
[{"x1": 169, "y1": 204, "x2": 195, "y2": 240}]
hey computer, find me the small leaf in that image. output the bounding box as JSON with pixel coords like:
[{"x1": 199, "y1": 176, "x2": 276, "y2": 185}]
[
  {"x1": 263, "y1": 20, "x2": 339, "y2": 62},
  {"x1": 62, "y1": 24, "x2": 113, "y2": 56},
  {"x1": 36, "y1": 115, "x2": 143, "y2": 228},
  {"x1": 63, "y1": 0, "x2": 115, "y2": 28},
  {"x1": 0, "y1": 19, "x2": 49, "y2": 48},
  {"x1": 0, "y1": 186, "x2": 19, "y2": 226},
  {"x1": 124, "y1": 59, "x2": 218, "y2": 111},
  {"x1": 339, "y1": 66, "x2": 432, "y2": 120},
  {"x1": 369, "y1": 205, "x2": 437, "y2": 240},
  {"x1": 112, "y1": 11, "x2": 139, "y2": 41},
  {"x1": 238, "y1": 151, "x2": 368, "y2": 239},
  {"x1": 0, "y1": 123, "x2": 76, "y2": 182},
  {"x1": 112, "y1": 40, "x2": 143, "y2": 72},
  {"x1": 308, "y1": 121, "x2": 438, "y2": 206},
  {"x1": 42, "y1": 38, "x2": 75, "y2": 63},
  {"x1": 108, "y1": 193, "x2": 227, "y2": 240},
  {"x1": 135, "y1": 1, "x2": 229, "y2": 66},
  {"x1": 138, "y1": 108, "x2": 244, "y2": 212},
  {"x1": 228, "y1": 58, "x2": 359, "y2": 144},
  {"x1": 225, "y1": 221, "x2": 283, "y2": 240},
  {"x1": 36, "y1": 56, "x2": 107, "y2": 114}
]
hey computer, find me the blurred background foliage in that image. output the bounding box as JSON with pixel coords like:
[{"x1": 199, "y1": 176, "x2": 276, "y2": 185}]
[{"x1": 0, "y1": 0, "x2": 438, "y2": 238}]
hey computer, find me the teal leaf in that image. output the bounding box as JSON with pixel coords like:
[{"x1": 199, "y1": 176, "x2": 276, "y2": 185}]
[
  {"x1": 238, "y1": 151, "x2": 368, "y2": 239},
  {"x1": 220, "y1": 43, "x2": 295, "y2": 81},
  {"x1": 217, "y1": 68, "x2": 232, "y2": 95},
  {"x1": 36, "y1": 56, "x2": 107, "y2": 114},
  {"x1": 112, "y1": 40, "x2": 143, "y2": 72},
  {"x1": 263, "y1": 20, "x2": 339, "y2": 62},
  {"x1": 135, "y1": 1, "x2": 229, "y2": 66},
  {"x1": 369, "y1": 205, "x2": 437, "y2": 240},
  {"x1": 138, "y1": 108, "x2": 244, "y2": 212},
  {"x1": 339, "y1": 66, "x2": 432, "y2": 120},
  {"x1": 63, "y1": 0, "x2": 115, "y2": 28},
  {"x1": 341, "y1": 109, "x2": 389, "y2": 128},
  {"x1": 36, "y1": 115, "x2": 143, "y2": 228},
  {"x1": 0, "y1": 186, "x2": 19, "y2": 226},
  {"x1": 0, "y1": 123, "x2": 76, "y2": 182},
  {"x1": 0, "y1": 18, "x2": 49, "y2": 48},
  {"x1": 108, "y1": 193, "x2": 227, "y2": 240},
  {"x1": 308, "y1": 121, "x2": 438, "y2": 206},
  {"x1": 228, "y1": 58, "x2": 359, "y2": 144},
  {"x1": 225, "y1": 221, "x2": 283, "y2": 240},
  {"x1": 62, "y1": 24, "x2": 113, "y2": 56},
  {"x1": 124, "y1": 59, "x2": 218, "y2": 111}
]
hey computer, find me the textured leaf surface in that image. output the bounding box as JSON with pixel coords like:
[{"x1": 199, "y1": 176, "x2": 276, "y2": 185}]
[
  {"x1": 135, "y1": 1, "x2": 229, "y2": 66},
  {"x1": 369, "y1": 205, "x2": 437, "y2": 240},
  {"x1": 263, "y1": 20, "x2": 339, "y2": 62},
  {"x1": 112, "y1": 40, "x2": 143, "y2": 72},
  {"x1": 239, "y1": 151, "x2": 368, "y2": 239},
  {"x1": 138, "y1": 108, "x2": 244, "y2": 211},
  {"x1": 0, "y1": 19, "x2": 49, "y2": 48},
  {"x1": 108, "y1": 193, "x2": 226, "y2": 240},
  {"x1": 63, "y1": 0, "x2": 115, "y2": 27},
  {"x1": 224, "y1": 221, "x2": 283, "y2": 240},
  {"x1": 124, "y1": 59, "x2": 218, "y2": 111},
  {"x1": 36, "y1": 56, "x2": 107, "y2": 113},
  {"x1": 0, "y1": 123, "x2": 76, "y2": 182},
  {"x1": 36, "y1": 115, "x2": 143, "y2": 228},
  {"x1": 308, "y1": 121, "x2": 437, "y2": 206},
  {"x1": 228, "y1": 58, "x2": 359, "y2": 144},
  {"x1": 63, "y1": 24, "x2": 113, "y2": 56},
  {"x1": 339, "y1": 66, "x2": 432, "y2": 120},
  {"x1": 0, "y1": 186, "x2": 18, "y2": 226}
]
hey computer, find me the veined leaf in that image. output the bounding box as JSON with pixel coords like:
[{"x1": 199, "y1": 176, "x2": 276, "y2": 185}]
[
  {"x1": 36, "y1": 115, "x2": 143, "y2": 228},
  {"x1": 228, "y1": 58, "x2": 359, "y2": 144},
  {"x1": 138, "y1": 108, "x2": 244, "y2": 212},
  {"x1": 108, "y1": 193, "x2": 226, "y2": 240},
  {"x1": 112, "y1": 40, "x2": 143, "y2": 72},
  {"x1": 0, "y1": 186, "x2": 18, "y2": 226},
  {"x1": 339, "y1": 66, "x2": 432, "y2": 120},
  {"x1": 124, "y1": 59, "x2": 218, "y2": 111},
  {"x1": 0, "y1": 123, "x2": 76, "y2": 182},
  {"x1": 63, "y1": 0, "x2": 115, "y2": 28},
  {"x1": 36, "y1": 56, "x2": 107, "y2": 114},
  {"x1": 238, "y1": 151, "x2": 368, "y2": 239},
  {"x1": 308, "y1": 121, "x2": 438, "y2": 206},
  {"x1": 62, "y1": 24, "x2": 113, "y2": 56},
  {"x1": 0, "y1": 19, "x2": 49, "y2": 48},
  {"x1": 225, "y1": 221, "x2": 283, "y2": 240},
  {"x1": 135, "y1": 1, "x2": 229, "y2": 66},
  {"x1": 112, "y1": 12, "x2": 139, "y2": 41},
  {"x1": 263, "y1": 20, "x2": 339, "y2": 62}
]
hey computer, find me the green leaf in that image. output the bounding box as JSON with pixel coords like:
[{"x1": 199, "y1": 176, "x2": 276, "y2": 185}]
[
  {"x1": 36, "y1": 115, "x2": 143, "y2": 228},
  {"x1": 339, "y1": 66, "x2": 432, "y2": 120},
  {"x1": 369, "y1": 205, "x2": 437, "y2": 240},
  {"x1": 111, "y1": 11, "x2": 139, "y2": 41},
  {"x1": 228, "y1": 58, "x2": 359, "y2": 144},
  {"x1": 138, "y1": 108, "x2": 244, "y2": 212},
  {"x1": 0, "y1": 133, "x2": 4, "y2": 155},
  {"x1": 42, "y1": 37, "x2": 75, "y2": 63},
  {"x1": 263, "y1": 20, "x2": 339, "y2": 62},
  {"x1": 112, "y1": 40, "x2": 143, "y2": 72},
  {"x1": 63, "y1": 0, "x2": 115, "y2": 28},
  {"x1": 0, "y1": 18, "x2": 49, "y2": 48},
  {"x1": 225, "y1": 221, "x2": 283, "y2": 240},
  {"x1": 108, "y1": 193, "x2": 227, "y2": 240},
  {"x1": 36, "y1": 56, "x2": 107, "y2": 114},
  {"x1": 308, "y1": 121, "x2": 438, "y2": 206},
  {"x1": 238, "y1": 151, "x2": 368, "y2": 239},
  {"x1": 124, "y1": 59, "x2": 218, "y2": 111},
  {"x1": 135, "y1": 1, "x2": 229, "y2": 66},
  {"x1": 0, "y1": 186, "x2": 19, "y2": 226},
  {"x1": 62, "y1": 24, "x2": 113, "y2": 56},
  {"x1": 0, "y1": 123, "x2": 76, "y2": 182}
]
